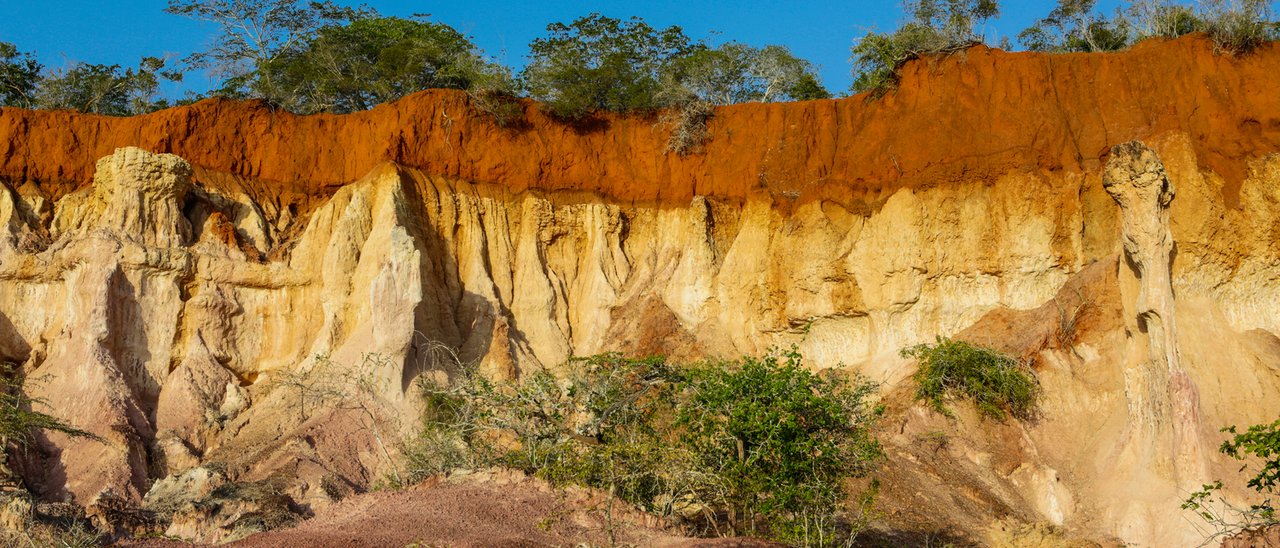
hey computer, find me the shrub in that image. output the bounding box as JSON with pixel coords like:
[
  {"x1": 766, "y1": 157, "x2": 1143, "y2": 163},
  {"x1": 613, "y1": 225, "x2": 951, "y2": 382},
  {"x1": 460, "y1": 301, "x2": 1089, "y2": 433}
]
[
  {"x1": 0, "y1": 363, "x2": 98, "y2": 447},
  {"x1": 660, "y1": 99, "x2": 714, "y2": 156},
  {"x1": 1127, "y1": 0, "x2": 1205, "y2": 40},
  {"x1": 850, "y1": 0, "x2": 1000, "y2": 95},
  {"x1": 900, "y1": 337, "x2": 1039, "y2": 420},
  {"x1": 676, "y1": 349, "x2": 883, "y2": 544},
  {"x1": 1183, "y1": 418, "x2": 1280, "y2": 542},
  {"x1": 522, "y1": 14, "x2": 700, "y2": 121},
  {"x1": 1019, "y1": 0, "x2": 1133, "y2": 53},
  {"x1": 1200, "y1": 0, "x2": 1279, "y2": 54},
  {"x1": 406, "y1": 350, "x2": 883, "y2": 546}
]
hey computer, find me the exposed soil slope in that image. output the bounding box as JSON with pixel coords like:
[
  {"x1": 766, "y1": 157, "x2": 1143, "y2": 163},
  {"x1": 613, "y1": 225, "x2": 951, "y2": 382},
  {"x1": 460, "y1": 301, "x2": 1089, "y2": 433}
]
[{"x1": 1, "y1": 36, "x2": 1277, "y2": 206}]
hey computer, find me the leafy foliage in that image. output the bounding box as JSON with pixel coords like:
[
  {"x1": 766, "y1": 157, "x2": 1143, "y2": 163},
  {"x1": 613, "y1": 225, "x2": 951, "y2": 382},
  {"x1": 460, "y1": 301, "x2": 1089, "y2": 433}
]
[
  {"x1": 164, "y1": 0, "x2": 364, "y2": 102},
  {"x1": 1200, "y1": 0, "x2": 1280, "y2": 54},
  {"x1": 34, "y1": 57, "x2": 182, "y2": 116},
  {"x1": 1182, "y1": 418, "x2": 1280, "y2": 541},
  {"x1": 675, "y1": 349, "x2": 883, "y2": 543},
  {"x1": 1019, "y1": 0, "x2": 1133, "y2": 53},
  {"x1": 0, "y1": 364, "x2": 98, "y2": 447},
  {"x1": 406, "y1": 350, "x2": 882, "y2": 546},
  {"x1": 262, "y1": 14, "x2": 514, "y2": 114},
  {"x1": 0, "y1": 42, "x2": 41, "y2": 108},
  {"x1": 522, "y1": 13, "x2": 701, "y2": 120},
  {"x1": 850, "y1": 0, "x2": 1001, "y2": 94},
  {"x1": 1127, "y1": 0, "x2": 1205, "y2": 40},
  {"x1": 900, "y1": 337, "x2": 1039, "y2": 421},
  {"x1": 664, "y1": 43, "x2": 829, "y2": 106}
]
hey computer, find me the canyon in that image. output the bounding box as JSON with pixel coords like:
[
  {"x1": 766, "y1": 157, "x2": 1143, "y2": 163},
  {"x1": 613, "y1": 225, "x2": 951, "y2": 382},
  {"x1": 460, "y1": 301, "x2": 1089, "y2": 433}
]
[{"x1": 0, "y1": 35, "x2": 1279, "y2": 545}]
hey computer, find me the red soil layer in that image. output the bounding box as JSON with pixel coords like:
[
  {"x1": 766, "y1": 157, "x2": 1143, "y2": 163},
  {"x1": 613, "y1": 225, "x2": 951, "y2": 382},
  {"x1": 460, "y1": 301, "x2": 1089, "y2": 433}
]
[{"x1": 1, "y1": 35, "x2": 1278, "y2": 206}]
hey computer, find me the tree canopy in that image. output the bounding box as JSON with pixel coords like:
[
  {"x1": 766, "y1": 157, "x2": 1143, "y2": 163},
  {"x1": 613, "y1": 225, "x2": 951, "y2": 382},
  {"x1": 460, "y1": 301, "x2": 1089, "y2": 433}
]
[
  {"x1": 850, "y1": 0, "x2": 1000, "y2": 94},
  {"x1": 522, "y1": 13, "x2": 703, "y2": 120},
  {"x1": 261, "y1": 14, "x2": 512, "y2": 114},
  {"x1": 0, "y1": 42, "x2": 41, "y2": 109}
]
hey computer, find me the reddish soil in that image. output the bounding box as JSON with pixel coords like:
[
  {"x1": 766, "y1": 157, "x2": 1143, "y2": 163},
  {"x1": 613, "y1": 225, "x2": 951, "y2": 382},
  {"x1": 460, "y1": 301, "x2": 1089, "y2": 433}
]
[
  {"x1": 3, "y1": 35, "x2": 1279, "y2": 208},
  {"x1": 128, "y1": 473, "x2": 780, "y2": 548}
]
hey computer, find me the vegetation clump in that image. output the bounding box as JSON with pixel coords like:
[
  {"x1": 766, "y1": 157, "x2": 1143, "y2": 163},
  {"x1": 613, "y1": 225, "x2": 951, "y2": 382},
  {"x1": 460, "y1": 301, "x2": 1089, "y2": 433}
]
[
  {"x1": 850, "y1": 0, "x2": 1001, "y2": 94},
  {"x1": 900, "y1": 337, "x2": 1039, "y2": 421},
  {"x1": 406, "y1": 349, "x2": 882, "y2": 546},
  {"x1": 1183, "y1": 418, "x2": 1280, "y2": 542}
]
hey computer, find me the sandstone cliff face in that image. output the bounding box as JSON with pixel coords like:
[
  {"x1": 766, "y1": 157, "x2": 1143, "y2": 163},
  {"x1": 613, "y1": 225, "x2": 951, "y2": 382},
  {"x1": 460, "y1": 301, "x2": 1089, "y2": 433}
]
[{"x1": 0, "y1": 35, "x2": 1278, "y2": 546}]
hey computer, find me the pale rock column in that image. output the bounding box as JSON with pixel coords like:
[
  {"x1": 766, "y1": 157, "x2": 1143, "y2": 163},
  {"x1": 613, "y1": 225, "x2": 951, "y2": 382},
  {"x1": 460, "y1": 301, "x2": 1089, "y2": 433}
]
[{"x1": 1103, "y1": 140, "x2": 1205, "y2": 486}]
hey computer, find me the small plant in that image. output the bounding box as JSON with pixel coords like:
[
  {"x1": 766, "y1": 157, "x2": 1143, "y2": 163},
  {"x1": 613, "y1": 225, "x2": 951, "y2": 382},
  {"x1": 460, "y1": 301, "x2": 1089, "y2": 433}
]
[
  {"x1": 1055, "y1": 287, "x2": 1094, "y2": 351},
  {"x1": 900, "y1": 337, "x2": 1039, "y2": 421},
  {"x1": 1183, "y1": 418, "x2": 1280, "y2": 543},
  {"x1": 661, "y1": 99, "x2": 713, "y2": 155}
]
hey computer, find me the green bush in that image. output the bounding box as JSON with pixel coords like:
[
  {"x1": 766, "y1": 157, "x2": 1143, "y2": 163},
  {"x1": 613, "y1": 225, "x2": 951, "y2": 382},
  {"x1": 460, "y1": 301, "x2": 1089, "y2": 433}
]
[
  {"x1": 1019, "y1": 0, "x2": 1133, "y2": 53},
  {"x1": 900, "y1": 337, "x2": 1039, "y2": 421},
  {"x1": 850, "y1": 0, "x2": 1000, "y2": 95},
  {"x1": 406, "y1": 350, "x2": 882, "y2": 546},
  {"x1": 1183, "y1": 418, "x2": 1280, "y2": 541},
  {"x1": 262, "y1": 14, "x2": 515, "y2": 114},
  {"x1": 522, "y1": 14, "x2": 700, "y2": 121},
  {"x1": 1200, "y1": 0, "x2": 1280, "y2": 54},
  {"x1": 1127, "y1": 0, "x2": 1205, "y2": 40},
  {"x1": 676, "y1": 349, "x2": 883, "y2": 543}
]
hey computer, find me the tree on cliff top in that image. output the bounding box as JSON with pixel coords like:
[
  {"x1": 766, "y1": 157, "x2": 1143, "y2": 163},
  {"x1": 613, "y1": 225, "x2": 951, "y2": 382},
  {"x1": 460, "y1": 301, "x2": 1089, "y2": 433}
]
[
  {"x1": 261, "y1": 13, "x2": 514, "y2": 114},
  {"x1": 34, "y1": 57, "x2": 183, "y2": 116},
  {"x1": 521, "y1": 13, "x2": 702, "y2": 121},
  {"x1": 663, "y1": 43, "x2": 830, "y2": 106},
  {"x1": 164, "y1": 0, "x2": 364, "y2": 103},
  {"x1": 0, "y1": 42, "x2": 41, "y2": 109},
  {"x1": 1018, "y1": 0, "x2": 1133, "y2": 53},
  {"x1": 850, "y1": 0, "x2": 1001, "y2": 95}
]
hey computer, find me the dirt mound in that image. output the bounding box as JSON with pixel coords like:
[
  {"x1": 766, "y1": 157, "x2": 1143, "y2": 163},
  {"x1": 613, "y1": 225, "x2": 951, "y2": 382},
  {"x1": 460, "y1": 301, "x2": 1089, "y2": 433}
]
[{"x1": 126, "y1": 470, "x2": 779, "y2": 547}]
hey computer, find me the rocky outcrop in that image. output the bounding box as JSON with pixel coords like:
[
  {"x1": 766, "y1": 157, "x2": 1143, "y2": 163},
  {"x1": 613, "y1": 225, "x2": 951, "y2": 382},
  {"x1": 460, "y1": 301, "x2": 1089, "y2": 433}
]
[
  {"x1": 0, "y1": 35, "x2": 1277, "y2": 546},
  {"x1": 1103, "y1": 141, "x2": 1205, "y2": 487}
]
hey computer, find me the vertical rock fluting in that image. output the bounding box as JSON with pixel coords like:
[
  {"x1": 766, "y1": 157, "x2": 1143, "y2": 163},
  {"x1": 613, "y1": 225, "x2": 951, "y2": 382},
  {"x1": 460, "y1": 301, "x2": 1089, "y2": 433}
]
[{"x1": 1102, "y1": 141, "x2": 1205, "y2": 485}]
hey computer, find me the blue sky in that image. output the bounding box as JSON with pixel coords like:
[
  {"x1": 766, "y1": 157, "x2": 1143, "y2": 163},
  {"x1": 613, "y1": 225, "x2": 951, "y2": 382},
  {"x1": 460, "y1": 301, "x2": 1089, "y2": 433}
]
[{"x1": 3, "y1": 0, "x2": 1126, "y2": 97}]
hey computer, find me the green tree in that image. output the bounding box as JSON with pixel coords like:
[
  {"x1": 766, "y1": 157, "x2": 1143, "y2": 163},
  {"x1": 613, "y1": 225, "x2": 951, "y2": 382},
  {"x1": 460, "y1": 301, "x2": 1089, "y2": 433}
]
[
  {"x1": 1127, "y1": 0, "x2": 1204, "y2": 40},
  {"x1": 1018, "y1": 0, "x2": 1132, "y2": 52},
  {"x1": 665, "y1": 43, "x2": 829, "y2": 106},
  {"x1": 164, "y1": 0, "x2": 361, "y2": 103},
  {"x1": 0, "y1": 42, "x2": 41, "y2": 109},
  {"x1": 1200, "y1": 0, "x2": 1279, "y2": 53},
  {"x1": 522, "y1": 13, "x2": 701, "y2": 120},
  {"x1": 263, "y1": 14, "x2": 513, "y2": 113},
  {"x1": 34, "y1": 57, "x2": 182, "y2": 115},
  {"x1": 850, "y1": 0, "x2": 1001, "y2": 94}
]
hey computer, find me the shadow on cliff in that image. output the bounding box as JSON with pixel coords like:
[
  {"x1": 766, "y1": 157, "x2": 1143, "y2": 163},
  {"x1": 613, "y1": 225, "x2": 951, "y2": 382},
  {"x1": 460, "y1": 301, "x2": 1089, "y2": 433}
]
[{"x1": 0, "y1": 309, "x2": 30, "y2": 364}]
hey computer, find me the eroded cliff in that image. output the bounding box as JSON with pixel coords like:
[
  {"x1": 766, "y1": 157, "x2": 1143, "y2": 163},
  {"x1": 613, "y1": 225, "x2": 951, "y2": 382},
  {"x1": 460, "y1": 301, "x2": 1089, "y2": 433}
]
[{"x1": 0, "y1": 35, "x2": 1279, "y2": 546}]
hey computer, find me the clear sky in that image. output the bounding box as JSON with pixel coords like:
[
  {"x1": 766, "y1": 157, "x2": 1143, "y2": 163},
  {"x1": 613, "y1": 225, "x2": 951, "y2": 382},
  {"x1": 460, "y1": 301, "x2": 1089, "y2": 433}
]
[{"x1": 2, "y1": 0, "x2": 1127, "y2": 98}]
